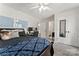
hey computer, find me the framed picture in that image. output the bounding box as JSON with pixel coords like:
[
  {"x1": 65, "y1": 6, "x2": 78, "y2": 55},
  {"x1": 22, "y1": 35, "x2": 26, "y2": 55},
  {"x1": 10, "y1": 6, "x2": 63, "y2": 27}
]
[{"x1": 59, "y1": 20, "x2": 66, "y2": 37}]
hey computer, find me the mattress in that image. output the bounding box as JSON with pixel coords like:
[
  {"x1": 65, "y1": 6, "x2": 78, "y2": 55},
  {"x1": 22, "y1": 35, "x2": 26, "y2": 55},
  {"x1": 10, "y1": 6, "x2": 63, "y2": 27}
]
[{"x1": 0, "y1": 36, "x2": 50, "y2": 56}]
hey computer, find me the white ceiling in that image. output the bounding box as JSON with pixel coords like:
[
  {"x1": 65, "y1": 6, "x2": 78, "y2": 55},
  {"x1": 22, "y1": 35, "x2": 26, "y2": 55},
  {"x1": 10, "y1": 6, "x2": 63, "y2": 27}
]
[{"x1": 3, "y1": 3, "x2": 79, "y2": 19}]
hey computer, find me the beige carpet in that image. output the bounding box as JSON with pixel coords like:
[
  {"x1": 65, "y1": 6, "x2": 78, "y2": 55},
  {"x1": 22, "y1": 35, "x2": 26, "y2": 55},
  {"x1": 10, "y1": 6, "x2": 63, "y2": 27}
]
[{"x1": 53, "y1": 43, "x2": 79, "y2": 56}]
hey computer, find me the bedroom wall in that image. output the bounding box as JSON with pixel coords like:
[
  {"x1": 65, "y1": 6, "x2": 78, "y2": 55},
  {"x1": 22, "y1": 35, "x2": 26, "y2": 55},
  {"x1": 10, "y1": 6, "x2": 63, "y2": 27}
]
[
  {"x1": 0, "y1": 4, "x2": 40, "y2": 38},
  {"x1": 0, "y1": 4, "x2": 39, "y2": 27},
  {"x1": 38, "y1": 15, "x2": 54, "y2": 38},
  {"x1": 55, "y1": 7, "x2": 79, "y2": 47}
]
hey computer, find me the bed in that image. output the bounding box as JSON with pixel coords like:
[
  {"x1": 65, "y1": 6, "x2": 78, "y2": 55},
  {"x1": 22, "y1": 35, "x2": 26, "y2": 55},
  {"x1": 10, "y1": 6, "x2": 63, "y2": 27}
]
[{"x1": 0, "y1": 36, "x2": 53, "y2": 56}]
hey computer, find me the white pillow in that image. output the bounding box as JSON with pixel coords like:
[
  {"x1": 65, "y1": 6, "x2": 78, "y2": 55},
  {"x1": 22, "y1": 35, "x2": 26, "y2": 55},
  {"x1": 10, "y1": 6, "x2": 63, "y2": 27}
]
[
  {"x1": 1, "y1": 35, "x2": 10, "y2": 40},
  {"x1": 0, "y1": 33, "x2": 11, "y2": 40}
]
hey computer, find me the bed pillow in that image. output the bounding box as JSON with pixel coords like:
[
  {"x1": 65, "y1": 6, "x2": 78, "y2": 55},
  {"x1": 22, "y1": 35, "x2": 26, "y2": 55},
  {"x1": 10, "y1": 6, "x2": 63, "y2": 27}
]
[{"x1": 0, "y1": 34, "x2": 11, "y2": 40}]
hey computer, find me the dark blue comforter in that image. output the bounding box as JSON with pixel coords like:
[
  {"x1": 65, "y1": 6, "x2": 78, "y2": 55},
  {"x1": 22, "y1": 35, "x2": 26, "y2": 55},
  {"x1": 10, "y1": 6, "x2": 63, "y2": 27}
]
[{"x1": 0, "y1": 37, "x2": 49, "y2": 56}]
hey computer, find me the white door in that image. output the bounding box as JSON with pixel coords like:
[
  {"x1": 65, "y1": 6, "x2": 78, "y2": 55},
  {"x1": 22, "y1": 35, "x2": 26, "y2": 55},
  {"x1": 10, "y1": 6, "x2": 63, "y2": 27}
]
[
  {"x1": 39, "y1": 22, "x2": 47, "y2": 38},
  {"x1": 48, "y1": 21, "x2": 54, "y2": 36}
]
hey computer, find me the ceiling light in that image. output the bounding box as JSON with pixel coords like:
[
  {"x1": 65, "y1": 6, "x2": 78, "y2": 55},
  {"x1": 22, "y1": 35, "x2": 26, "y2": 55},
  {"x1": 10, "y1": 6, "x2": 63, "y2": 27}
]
[{"x1": 30, "y1": 3, "x2": 51, "y2": 13}]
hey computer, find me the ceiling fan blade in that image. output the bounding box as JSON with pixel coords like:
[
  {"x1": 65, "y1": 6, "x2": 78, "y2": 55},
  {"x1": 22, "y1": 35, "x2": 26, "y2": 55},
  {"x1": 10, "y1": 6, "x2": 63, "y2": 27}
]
[
  {"x1": 46, "y1": 7, "x2": 51, "y2": 10},
  {"x1": 43, "y1": 3, "x2": 49, "y2": 6},
  {"x1": 30, "y1": 6, "x2": 40, "y2": 9}
]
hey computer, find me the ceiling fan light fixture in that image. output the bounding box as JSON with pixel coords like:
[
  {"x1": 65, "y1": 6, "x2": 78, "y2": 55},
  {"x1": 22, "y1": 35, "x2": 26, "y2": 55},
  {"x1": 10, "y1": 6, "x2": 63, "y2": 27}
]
[
  {"x1": 39, "y1": 7, "x2": 42, "y2": 12},
  {"x1": 30, "y1": 3, "x2": 50, "y2": 13}
]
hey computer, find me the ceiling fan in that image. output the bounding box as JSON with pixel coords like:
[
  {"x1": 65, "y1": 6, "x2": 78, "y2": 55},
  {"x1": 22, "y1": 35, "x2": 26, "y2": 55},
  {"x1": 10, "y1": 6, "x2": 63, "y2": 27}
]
[{"x1": 30, "y1": 3, "x2": 51, "y2": 13}]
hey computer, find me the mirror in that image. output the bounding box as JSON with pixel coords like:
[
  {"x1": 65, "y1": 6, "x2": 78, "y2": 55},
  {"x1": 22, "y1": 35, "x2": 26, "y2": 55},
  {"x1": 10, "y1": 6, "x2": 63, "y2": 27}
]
[{"x1": 59, "y1": 20, "x2": 66, "y2": 37}]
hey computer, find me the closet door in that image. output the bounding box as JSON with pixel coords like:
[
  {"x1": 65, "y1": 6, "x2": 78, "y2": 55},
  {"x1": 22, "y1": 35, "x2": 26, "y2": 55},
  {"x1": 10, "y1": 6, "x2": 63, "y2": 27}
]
[
  {"x1": 48, "y1": 21, "x2": 54, "y2": 36},
  {"x1": 39, "y1": 22, "x2": 47, "y2": 38}
]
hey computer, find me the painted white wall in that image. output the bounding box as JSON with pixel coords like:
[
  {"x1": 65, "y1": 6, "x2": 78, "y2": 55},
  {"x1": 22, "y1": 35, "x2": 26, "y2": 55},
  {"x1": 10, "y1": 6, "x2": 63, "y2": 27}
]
[
  {"x1": 55, "y1": 7, "x2": 79, "y2": 47},
  {"x1": 0, "y1": 4, "x2": 39, "y2": 27},
  {"x1": 0, "y1": 4, "x2": 40, "y2": 38},
  {"x1": 38, "y1": 15, "x2": 54, "y2": 38},
  {"x1": 48, "y1": 15, "x2": 55, "y2": 36},
  {"x1": 39, "y1": 22, "x2": 47, "y2": 38},
  {"x1": 48, "y1": 21, "x2": 53, "y2": 34}
]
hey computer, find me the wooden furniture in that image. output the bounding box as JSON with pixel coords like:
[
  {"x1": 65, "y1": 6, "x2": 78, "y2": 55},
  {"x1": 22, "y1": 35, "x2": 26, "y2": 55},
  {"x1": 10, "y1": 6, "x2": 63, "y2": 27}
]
[
  {"x1": 0, "y1": 27, "x2": 24, "y2": 31},
  {"x1": 0, "y1": 27, "x2": 24, "y2": 40},
  {"x1": 39, "y1": 42, "x2": 54, "y2": 56}
]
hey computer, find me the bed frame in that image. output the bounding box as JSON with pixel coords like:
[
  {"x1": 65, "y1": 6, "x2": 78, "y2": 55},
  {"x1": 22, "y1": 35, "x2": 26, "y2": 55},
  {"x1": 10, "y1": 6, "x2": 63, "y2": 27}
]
[{"x1": 40, "y1": 42, "x2": 54, "y2": 56}]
